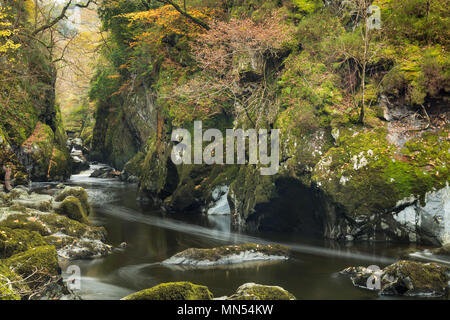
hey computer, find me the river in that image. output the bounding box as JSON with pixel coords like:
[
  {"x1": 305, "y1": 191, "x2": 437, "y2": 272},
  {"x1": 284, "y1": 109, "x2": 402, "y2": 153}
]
[{"x1": 41, "y1": 165, "x2": 447, "y2": 300}]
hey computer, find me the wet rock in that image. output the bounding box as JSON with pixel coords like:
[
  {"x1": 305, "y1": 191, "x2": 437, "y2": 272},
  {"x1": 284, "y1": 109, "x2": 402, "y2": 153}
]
[
  {"x1": 392, "y1": 185, "x2": 450, "y2": 246},
  {"x1": 432, "y1": 244, "x2": 450, "y2": 256},
  {"x1": 207, "y1": 185, "x2": 230, "y2": 215},
  {"x1": 11, "y1": 192, "x2": 53, "y2": 212},
  {"x1": 119, "y1": 242, "x2": 127, "y2": 249},
  {"x1": 163, "y1": 243, "x2": 289, "y2": 266},
  {"x1": 121, "y1": 282, "x2": 213, "y2": 300},
  {"x1": 46, "y1": 236, "x2": 113, "y2": 260},
  {"x1": 340, "y1": 260, "x2": 449, "y2": 297},
  {"x1": 71, "y1": 154, "x2": 90, "y2": 175},
  {"x1": 220, "y1": 283, "x2": 296, "y2": 300},
  {"x1": 90, "y1": 166, "x2": 120, "y2": 179}
]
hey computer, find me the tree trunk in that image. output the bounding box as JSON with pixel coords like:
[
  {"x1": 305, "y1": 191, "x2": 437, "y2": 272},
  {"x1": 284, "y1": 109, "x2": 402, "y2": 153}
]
[{"x1": 3, "y1": 166, "x2": 12, "y2": 192}]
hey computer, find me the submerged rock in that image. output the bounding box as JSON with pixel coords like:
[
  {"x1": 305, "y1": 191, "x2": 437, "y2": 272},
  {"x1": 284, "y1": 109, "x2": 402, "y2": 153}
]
[
  {"x1": 122, "y1": 282, "x2": 214, "y2": 300},
  {"x1": 219, "y1": 283, "x2": 296, "y2": 300},
  {"x1": 163, "y1": 243, "x2": 289, "y2": 266},
  {"x1": 340, "y1": 260, "x2": 449, "y2": 297}
]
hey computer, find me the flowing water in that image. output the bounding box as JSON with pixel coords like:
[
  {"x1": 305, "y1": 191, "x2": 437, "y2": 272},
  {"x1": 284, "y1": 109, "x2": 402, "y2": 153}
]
[{"x1": 41, "y1": 165, "x2": 448, "y2": 300}]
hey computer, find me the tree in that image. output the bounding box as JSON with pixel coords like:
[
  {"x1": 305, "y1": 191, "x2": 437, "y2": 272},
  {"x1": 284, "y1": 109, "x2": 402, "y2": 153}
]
[
  {"x1": 0, "y1": 4, "x2": 21, "y2": 58},
  {"x1": 337, "y1": 0, "x2": 381, "y2": 124}
]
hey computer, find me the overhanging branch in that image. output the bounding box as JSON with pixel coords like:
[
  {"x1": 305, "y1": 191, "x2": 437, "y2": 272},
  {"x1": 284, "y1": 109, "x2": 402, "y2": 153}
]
[
  {"x1": 31, "y1": 0, "x2": 95, "y2": 36},
  {"x1": 157, "y1": 0, "x2": 210, "y2": 30}
]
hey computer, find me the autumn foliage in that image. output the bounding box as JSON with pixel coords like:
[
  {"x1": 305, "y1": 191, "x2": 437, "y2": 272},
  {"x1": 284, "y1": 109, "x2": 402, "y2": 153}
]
[
  {"x1": 167, "y1": 12, "x2": 292, "y2": 125},
  {"x1": 193, "y1": 14, "x2": 290, "y2": 77},
  {"x1": 124, "y1": 5, "x2": 214, "y2": 46}
]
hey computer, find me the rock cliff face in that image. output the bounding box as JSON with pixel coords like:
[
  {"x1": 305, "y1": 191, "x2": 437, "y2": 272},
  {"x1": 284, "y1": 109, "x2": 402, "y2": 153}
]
[
  {"x1": 90, "y1": 85, "x2": 157, "y2": 170},
  {"x1": 89, "y1": 0, "x2": 449, "y2": 245},
  {"x1": 0, "y1": 4, "x2": 71, "y2": 183}
]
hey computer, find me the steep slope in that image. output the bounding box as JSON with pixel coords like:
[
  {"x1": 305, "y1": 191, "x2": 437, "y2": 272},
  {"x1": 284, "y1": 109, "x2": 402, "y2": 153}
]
[{"x1": 90, "y1": 0, "x2": 449, "y2": 244}]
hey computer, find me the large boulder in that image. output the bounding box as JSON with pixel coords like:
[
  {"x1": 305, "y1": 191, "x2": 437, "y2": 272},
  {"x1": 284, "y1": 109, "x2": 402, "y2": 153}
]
[
  {"x1": 163, "y1": 244, "x2": 289, "y2": 266},
  {"x1": 4, "y1": 246, "x2": 60, "y2": 289},
  {"x1": 55, "y1": 196, "x2": 88, "y2": 223},
  {"x1": 55, "y1": 186, "x2": 91, "y2": 216},
  {"x1": 340, "y1": 260, "x2": 449, "y2": 297},
  {"x1": 122, "y1": 282, "x2": 213, "y2": 300},
  {"x1": 222, "y1": 283, "x2": 296, "y2": 300}
]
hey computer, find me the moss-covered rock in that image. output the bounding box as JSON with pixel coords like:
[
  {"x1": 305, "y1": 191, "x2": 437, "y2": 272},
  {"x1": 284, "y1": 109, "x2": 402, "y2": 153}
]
[
  {"x1": 122, "y1": 282, "x2": 214, "y2": 300},
  {"x1": 11, "y1": 192, "x2": 54, "y2": 212},
  {"x1": 164, "y1": 244, "x2": 289, "y2": 266},
  {"x1": 4, "y1": 246, "x2": 60, "y2": 288},
  {"x1": 19, "y1": 122, "x2": 71, "y2": 182},
  {"x1": 55, "y1": 187, "x2": 91, "y2": 216},
  {"x1": 226, "y1": 283, "x2": 296, "y2": 300},
  {"x1": 0, "y1": 263, "x2": 27, "y2": 300},
  {"x1": 0, "y1": 227, "x2": 47, "y2": 259},
  {"x1": 341, "y1": 260, "x2": 449, "y2": 297},
  {"x1": 0, "y1": 277, "x2": 21, "y2": 300},
  {"x1": 55, "y1": 196, "x2": 88, "y2": 223},
  {"x1": 381, "y1": 260, "x2": 449, "y2": 297}
]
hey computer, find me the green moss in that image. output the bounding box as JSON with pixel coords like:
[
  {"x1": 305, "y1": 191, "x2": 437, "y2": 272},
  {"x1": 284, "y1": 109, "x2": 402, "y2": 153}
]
[
  {"x1": 122, "y1": 282, "x2": 214, "y2": 300},
  {"x1": 170, "y1": 244, "x2": 290, "y2": 262},
  {"x1": 0, "y1": 279, "x2": 21, "y2": 300},
  {"x1": 0, "y1": 212, "x2": 105, "y2": 240},
  {"x1": 312, "y1": 127, "x2": 449, "y2": 218},
  {"x1": 229, "y1": 283, "x2": 296, "y2": 300},
  {"x1": 383, "y1": 260, "x2": 448, "y2": 293},
  {"x1": 0, "y1": 213, "x2": 51, "y2": 236},
  {"x1": 55, "y1": 196, "x2": 89, "y2": 223},
  {"x1": 0, "y1": 227, "x2": 47, "y2": 259},
  {"x1": 55, "y1": 187, "x2": 91, "y2": 216},
  {"x1": 4, "y1": 246, "x2": 60, "y2": 288},
  {"x1": 0, "y1": 263, "x2": 26, "y2": 300},
  {"x1": 123, "y1": 152, "x2": 145, "y2": 177}
]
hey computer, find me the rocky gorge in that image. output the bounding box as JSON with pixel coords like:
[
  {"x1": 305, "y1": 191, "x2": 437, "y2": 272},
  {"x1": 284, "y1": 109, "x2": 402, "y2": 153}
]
[{"x1": 0, "y1": 0, "x2": 449, "y2": 301}]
